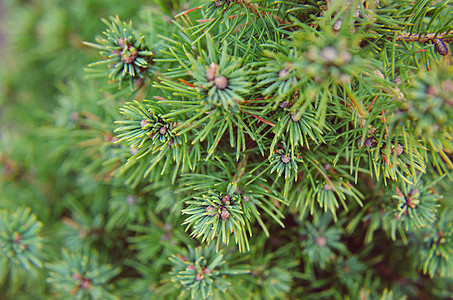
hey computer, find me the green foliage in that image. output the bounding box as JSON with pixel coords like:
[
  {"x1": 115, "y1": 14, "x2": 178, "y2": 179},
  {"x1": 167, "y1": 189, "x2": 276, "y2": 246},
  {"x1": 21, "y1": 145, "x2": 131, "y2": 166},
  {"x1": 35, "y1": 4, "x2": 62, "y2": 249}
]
[
  {"x1": 84, "y1": 16, "x2": 154, "y2": 89},
  {"x1": 169, "y1": 244, "x2": 249, "y2": 299},
  {"x1": 2, "y1": 0, "x2": 453, "y2": 299},
  {"x1": 47, "y1": 249, "x2": 121, "y2": 300},
  {"x1": 299, "y1": 213, "x2": 346, "y2": 269},
  {"x1": 182, "y1": 182, "x2": 252, "y2": 252},
  {"x1": 0, "y1": 207, "x2": 43, "y2": 269}
]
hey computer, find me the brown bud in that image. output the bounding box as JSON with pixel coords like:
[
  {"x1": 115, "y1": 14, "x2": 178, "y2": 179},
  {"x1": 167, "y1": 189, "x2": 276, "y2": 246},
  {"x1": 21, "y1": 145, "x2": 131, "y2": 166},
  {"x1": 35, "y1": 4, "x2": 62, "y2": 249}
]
[
  {"x1": 196, "y1": 273, "x2": 203, "y2": 281},
  {"x1": 393, "y1": 76, "x2": 401, "y2": 85},
  {"x1": 214, "y1": 76, "x2": 228, "y2": 90},
  {"x1": 281, "y1": 154, "x2": 291, "y2": 164},
  {"x1": 206, "y1": 205, "x2": 217, "y2": 216},
  {"x1": 118, "y1": 38, "x2": 126, "y2": 49},
  {"x1": 408, "y1": 189, "x2": 420, "y2": 208},
  {"x1": 389, "y1": 143, "x2": 403, "y2": 156},
  {"x1": 279, "y1": 101, "x2": 291, "y2": 108},
  {"x1": 80, "y1": 278, "x2": 92, "y2": 290},
  {"x1": 129, "y1": 147, "x2": 139, "y2": 155},
  {"x1": 358, "y1": 136, "x2": 376, "y2": 148},
  {"x1": 187, "y1": 264, "x2": 196, "y2": 271},
  {"x1": 426, "y1": 85, "x2": 439, "y2": 96},
  {"x1": 433, "y1": 38, "x2": 448, "y2": 56},
  {"x1": 121, "y1": 49, "x2": 138, "y2": 63},
  {"x1": 396, "y1": 143, "x2": 403, "y2": 156},
  {"x1": 323, "y1": 183, "x2": 332, "y2": 191},
  {"x1": 353, "y1": 8, "x2": 362, "y2": 18},
  {"x1": 291, "y1": 112, "x2": 301, "y2": 122},
  {"x1": 278, "y1": 67, "x2": 290, "y2": 78},
  {"x1": 333, "y1": 18, "x2": 342, "y2": 31},
  {"x1": 316, "y1": 235, "x2": 326, "y2": 247},
  {"x1": 126, "y1": 195, "x2": 136, "y2": 205},
  {"x1": 320, "y1": 46, "x2": 337, "y2": 63},
  {"x1": 222, "y1": 195, "x2": 230, "y2": 205},
  {"x1": 206, "y1": 62, "x2": 218, "y2": 81},
  {"x1": 407, "y1": 197, "x2": 420, "y2": 209},
  {"x1": 220, "y1": 208, "x2": 230, "y2": 220},
  {"x1": 140, "y1": 119, "x2": 151, "y2": 129},
  {"x1": 364, "y1": 137, "x2": 376, "y2": 148},
  {"x1": 159, "y1": 126, "x2": 167, "y2": 135}
]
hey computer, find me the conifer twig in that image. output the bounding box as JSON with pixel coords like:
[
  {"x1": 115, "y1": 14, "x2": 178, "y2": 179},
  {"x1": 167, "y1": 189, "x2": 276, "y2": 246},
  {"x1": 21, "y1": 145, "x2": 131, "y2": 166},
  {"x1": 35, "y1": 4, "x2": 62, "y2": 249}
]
[
  {"x1": 396, "y1": 30, "x2": 453, "y2": 43},
  {"x1": 232, "y1": 0, "x2": 290, "y2": 26}
]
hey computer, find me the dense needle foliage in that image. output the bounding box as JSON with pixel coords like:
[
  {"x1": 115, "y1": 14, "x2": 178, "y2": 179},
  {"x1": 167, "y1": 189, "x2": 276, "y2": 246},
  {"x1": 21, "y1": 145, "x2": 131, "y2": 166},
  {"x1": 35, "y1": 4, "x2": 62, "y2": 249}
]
[{"x1": 1, "y1": 0, "x2": 453, "y2": 299}]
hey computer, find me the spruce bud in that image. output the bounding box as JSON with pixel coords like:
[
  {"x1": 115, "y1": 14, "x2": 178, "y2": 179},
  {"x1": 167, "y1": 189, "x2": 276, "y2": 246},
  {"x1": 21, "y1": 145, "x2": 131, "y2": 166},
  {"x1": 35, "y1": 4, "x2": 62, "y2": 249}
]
[
  {"x1": 278, "y1": 67, "x2": 290, "y2": 78},
  {"x1": 320, "y1": 46, "x2": 337, "y2": 63},
  {"x1": 126, "y1": 195, "x2": 136, "y2": 205},
  {"x1": 315, "y1": 235, "x2": 327, "y2": 247},
  {"x1": 206, "y1": 205, "x2": 217, "y2": 216},
  {"x1": 214, "y1": 76, "x2": 228, "y2": 90},
  {"x1": 291, "y1": 112, "x2": 301, "y2": 122},
  {"x1": 118, "y1": 37, "x2": 126, "y2": 49},
  {"x1": 222, "y1": 195, "x2": 230, "y2": 205},
  {"x1": 159, "y1": 126, "x2": 167, "y2": 135},
  {"x1": 408, "y1": 188, "x2": 420, "y2": 208},
  {"x1": 279, "y1": 101, "x2": 291, "y2": 108},
  {"x1": 396, "y1": 143, "x2": 403, "y2": 156},
  {"x1": 281, "y1": 154, "x2": 291, "y2": 164},
  {"x1": 323, "y1": 183, "x2": 332, "y2": 191},
  {"x1": 220, "y1": 208, "x2": 230, "y2": 220},
  {"x1": 140, "y1": 119, "x2": 151, "y2": 129},
  {"x1": 333, "y1": 18, "x2": 342, "y2": 31},
  {"x1": 206, "y1": 62, "x2": 218, "y2": 82},
  {"x1": 433, "y1": 38, "x2": 448, "y2": 56}
]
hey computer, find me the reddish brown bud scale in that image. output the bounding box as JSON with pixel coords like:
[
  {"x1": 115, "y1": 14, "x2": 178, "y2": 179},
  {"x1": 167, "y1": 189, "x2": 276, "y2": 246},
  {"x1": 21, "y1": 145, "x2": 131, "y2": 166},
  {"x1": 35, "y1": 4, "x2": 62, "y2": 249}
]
[
  {"x1": 291, "y1": 113, "x2": 301, "y2": 122},
  {"x1": 118, "y1": 37, "x2": 126, "y2": 49},
  {"x1": 316, "y1": 236, "x2": 327, "y2": 247},
  {"x1": 186, "y1": 264, "x2": 197, "y2": 271},
  {"x1": 222, "y1": 195, "x2": 230, "y2": 205},
  {"x1": 220, "y1": 208, "x2": 230, "y2": 220},
  {"x1": 140, "y1": 119, "x2": 150, "y2": 129},
  {"x1": 278, "y1": 67, "x2": 290, "y2": 78},
  {"x1": 396, "y1": 144, "x2": 403, "y2": 156},
  {"x1": 206, "y1": 62, "x2": 218, "y2": 82},
  {"x1": 323, "y1": 183, "x2": 332, "y2": 191},
  {"x1": 281, "y1": 154, "x2": 291, "y2": 164},
  {"x1": 214, "y1": 76, "x2": 228, "y2": 90},
  {"x1": 433, "y1": 38, "x2": 448, "y2": 56},
  {"x1": 159, "y1": 126, "x2": 167, "y2": 135},
  {"x1": 279, "y1": 101, "x2": 291, "y2": 108},
  {"x1": 333, "y1": 18, "x2": 342, "y2": 31},
  {"x1": 206, "y1": 205, "x2": 217, "y2": 216}
]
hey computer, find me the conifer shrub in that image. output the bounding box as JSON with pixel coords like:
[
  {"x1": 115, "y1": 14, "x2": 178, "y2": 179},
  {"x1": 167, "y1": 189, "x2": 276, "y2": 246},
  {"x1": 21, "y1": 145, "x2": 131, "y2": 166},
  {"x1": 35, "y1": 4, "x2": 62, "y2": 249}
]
[{"x1": 1, "y1": 0, "x2": 453, "y2": 299}]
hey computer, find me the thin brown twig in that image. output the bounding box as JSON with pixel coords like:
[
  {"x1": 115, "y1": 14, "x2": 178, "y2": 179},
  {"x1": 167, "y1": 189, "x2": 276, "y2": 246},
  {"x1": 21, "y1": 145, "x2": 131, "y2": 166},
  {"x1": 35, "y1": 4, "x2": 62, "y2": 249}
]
[
  {"x1": 396, "y1": 30, "x2": 453, "y2": 43},
  {"x1": 233, "y1": 154, "x2": 249, "y2": 183}
]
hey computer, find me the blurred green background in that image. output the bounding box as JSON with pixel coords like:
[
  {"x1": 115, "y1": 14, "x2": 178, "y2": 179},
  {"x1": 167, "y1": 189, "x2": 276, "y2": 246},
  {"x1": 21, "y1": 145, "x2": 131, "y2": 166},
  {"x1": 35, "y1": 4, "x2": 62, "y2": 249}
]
[{"x1": 0, "y1": 1, "x2": 153, "y2": 297}]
